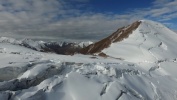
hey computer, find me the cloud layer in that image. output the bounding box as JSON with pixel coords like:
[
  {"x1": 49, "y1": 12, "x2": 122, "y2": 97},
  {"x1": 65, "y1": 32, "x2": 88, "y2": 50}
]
[{"x1": 0, "y1": 0, "x2": 177, "y2": 41}]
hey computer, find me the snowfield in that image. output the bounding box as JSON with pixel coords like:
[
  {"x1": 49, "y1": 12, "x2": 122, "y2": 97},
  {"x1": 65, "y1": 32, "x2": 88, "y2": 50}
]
[{"x1": 1, "y1": 20, "x2": 177, "y2": 100}]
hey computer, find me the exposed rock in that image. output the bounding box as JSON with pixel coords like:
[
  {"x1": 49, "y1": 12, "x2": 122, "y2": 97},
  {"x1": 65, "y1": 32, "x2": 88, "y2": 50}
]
[{"x1": 80, "y1": 21, "x2": 141, "y2": 54}]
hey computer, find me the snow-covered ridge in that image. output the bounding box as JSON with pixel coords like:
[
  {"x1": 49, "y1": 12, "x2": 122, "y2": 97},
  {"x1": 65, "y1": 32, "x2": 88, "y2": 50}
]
[
  {"x1": 80, "y1": 21, "x2": 141, "y2": 54},
  {"x1": 102, "y1": 20, "x2": 177, "y2": 62},
  {"x1": 0, "y1": 37, "x2": 46, "y2": 51},
  {"x1": 81, "y1": 20, "x2": 177, "y2": 56},
  {"x1": 0, "y1": 37, "x2": 93, "y2": 54},
  {"x1": 0, "y1": 37, "x2": 22, "y2": 44}
]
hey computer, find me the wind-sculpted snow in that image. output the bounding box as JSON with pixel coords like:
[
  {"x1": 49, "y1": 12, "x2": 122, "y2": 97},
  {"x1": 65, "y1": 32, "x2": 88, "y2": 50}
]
[
  {"x1": 1, "y1": 60, "x2": 177, "y2": 100},
  {"x1": 1, "y1": 20, "x2": 177, "y2": 100}
]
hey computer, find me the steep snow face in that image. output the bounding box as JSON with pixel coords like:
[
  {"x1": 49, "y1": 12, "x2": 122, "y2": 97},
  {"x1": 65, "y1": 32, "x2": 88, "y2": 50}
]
[
  {"x1": 101, "y1": 20, "x2": 177, "y2": 79},
  {"x1": 103, "y1": 20, "x2": 177, "y2": 64}
]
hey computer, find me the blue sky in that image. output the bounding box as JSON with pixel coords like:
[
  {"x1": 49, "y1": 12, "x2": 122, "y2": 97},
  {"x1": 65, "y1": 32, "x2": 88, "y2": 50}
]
[
  {"x1": 0, "y1": 0, "x2": 177, "y2": 41},
  {"x1": 83, "y1": 0, "x2": 153, "y2": 13}
]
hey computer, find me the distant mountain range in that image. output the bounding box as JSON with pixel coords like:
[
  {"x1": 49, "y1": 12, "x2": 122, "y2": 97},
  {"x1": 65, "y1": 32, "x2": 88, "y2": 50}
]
[{"x1": 0, "y1": 37, "x2": 93, "y2": 55}]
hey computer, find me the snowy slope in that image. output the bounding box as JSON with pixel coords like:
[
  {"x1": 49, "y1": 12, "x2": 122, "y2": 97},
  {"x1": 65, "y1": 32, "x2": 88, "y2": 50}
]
[
  {"x1": 0, "y1": 20, "x2": 177, "y2": 100},
  {"x1": 101, "y1": 20, "x2": 177, "y2": 77},
  {"x1": 103, "y1": 20, "x2": 177, "y2": 61}
]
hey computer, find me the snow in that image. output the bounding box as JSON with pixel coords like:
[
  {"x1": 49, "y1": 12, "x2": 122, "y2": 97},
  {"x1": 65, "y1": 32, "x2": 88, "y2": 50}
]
[
  {"x1": 0, "y1": 20, "x2": 177, "y2": 100},
  {"x1": 78, "y1": 41, "x2": 93, "y2": 48},
  {"x1": 103, "y1": 20, "x2": 177, "y2": 71},
  {"x1": 103, "y1": 20, "x2": 177, "y2": 60},
  {"x1": 160, "y1": 62, "x2": 177, "y2": 78},
  {"x1": 0, "y1": 37, "x2": 93, "y2": 53}
]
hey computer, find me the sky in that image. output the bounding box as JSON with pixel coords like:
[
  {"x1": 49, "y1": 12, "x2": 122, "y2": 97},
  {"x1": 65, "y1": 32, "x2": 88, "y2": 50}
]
[{"x1": 0, "y1": 0, "x2": 177, "y2": 41}]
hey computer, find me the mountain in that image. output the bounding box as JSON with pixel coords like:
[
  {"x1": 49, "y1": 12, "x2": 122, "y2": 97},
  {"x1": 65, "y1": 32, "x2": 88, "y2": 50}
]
[
  {"x1": 80, "y1": 21, "x2": 141, "y2": 54},
  {"x1": 81, "y1": 20, "x2": 177, "y2": 63},
  {"x1": 1, "y1": 20, "x2": 177, "y2": 100},
  {"x1": 0, "y1": 37, "x2": 92, "y2": 55}
]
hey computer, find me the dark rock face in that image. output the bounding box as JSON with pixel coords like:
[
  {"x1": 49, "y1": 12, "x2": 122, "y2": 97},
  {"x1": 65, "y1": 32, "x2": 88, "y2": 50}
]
[
  {"x1": 41, "y1": 42, "x2": 82, "y2": 55},
  {"x1": 80, "y1": 21, "x2": 141, "y2": 54},
  {"x1": 21, "y1": 41, "x2": 82, "y2": 55}
]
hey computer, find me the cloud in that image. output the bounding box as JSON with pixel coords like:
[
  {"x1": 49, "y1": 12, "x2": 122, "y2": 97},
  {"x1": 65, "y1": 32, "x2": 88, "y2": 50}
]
[
  {"x1": 152, "y1": 0, "x2": 173, "y2": 6},
  {"x1": 0, "y1": 0, "x2": 138, "y2": 41},
  {"x1": 0, "y1": 0, "x2": 62, "y2": 29},
  {"x1": 146, "y1": 0, "x2": 177, "y2": 20},
  {"x1": 0, "y1": 0, "x2": 176, "y2": 41},
  {"x1": 150, "y1": 8, "x2": 171, "y2": 17},
  {"x1": 13, "y1": 14, "x2": 137, "y2": 41}
]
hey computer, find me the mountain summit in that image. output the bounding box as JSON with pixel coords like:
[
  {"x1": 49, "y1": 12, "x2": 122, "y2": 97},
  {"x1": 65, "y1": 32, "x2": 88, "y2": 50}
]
[
  {"x1": 81, "y1": 20, "x2": 177, "y2": 63},
  {"x1": 80, "y1": 21, "x2": 141, "y2": 54}
]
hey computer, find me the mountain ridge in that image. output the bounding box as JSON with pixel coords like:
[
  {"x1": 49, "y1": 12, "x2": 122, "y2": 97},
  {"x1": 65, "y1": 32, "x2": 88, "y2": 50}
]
[
  {"x1": 0, "y1": 37, "x2": 93, "y2": 55},
  {"x1": 80, "y1": 21, "x2": 141, "y2": 55}
]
